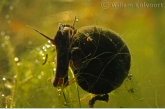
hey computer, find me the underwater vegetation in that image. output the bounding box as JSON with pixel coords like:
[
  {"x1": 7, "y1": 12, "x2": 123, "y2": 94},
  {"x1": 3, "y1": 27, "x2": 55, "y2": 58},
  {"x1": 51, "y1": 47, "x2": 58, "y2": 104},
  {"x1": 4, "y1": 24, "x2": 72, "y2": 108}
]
[
  {"x1": 29, "y1": 22, "x2": 131, "y2": 107},
  {"x1": 0, "y1": 0, "x2": 165, "y2": 108}
]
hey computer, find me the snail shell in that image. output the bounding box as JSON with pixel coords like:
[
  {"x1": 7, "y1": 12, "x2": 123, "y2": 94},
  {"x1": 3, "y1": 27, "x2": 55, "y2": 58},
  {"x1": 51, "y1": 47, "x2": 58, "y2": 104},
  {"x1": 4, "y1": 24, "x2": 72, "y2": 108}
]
[{"x1": 69, "y1": 26, "x2": 131, "y2": 94}]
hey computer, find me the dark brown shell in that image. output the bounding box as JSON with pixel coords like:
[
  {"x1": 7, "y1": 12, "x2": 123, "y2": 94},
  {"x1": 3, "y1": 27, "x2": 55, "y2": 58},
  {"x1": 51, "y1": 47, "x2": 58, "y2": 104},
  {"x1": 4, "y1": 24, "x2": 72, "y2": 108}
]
[{"x1": 70, "y1": 26, "x2": 131, "y2": 94}]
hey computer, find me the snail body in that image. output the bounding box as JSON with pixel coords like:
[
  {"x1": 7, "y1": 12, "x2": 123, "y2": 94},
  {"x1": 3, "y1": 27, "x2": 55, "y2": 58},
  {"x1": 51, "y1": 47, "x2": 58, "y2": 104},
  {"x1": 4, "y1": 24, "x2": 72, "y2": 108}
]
[{"x1": 28, "y1": 23, "x2": 131, "y2": 106}]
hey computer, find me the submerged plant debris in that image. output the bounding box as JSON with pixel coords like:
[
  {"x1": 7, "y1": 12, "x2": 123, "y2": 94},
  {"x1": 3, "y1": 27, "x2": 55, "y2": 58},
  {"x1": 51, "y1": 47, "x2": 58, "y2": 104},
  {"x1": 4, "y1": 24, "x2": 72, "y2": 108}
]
[{"x1": 0, "y1": 0, "x2": 165, "y2": 108}]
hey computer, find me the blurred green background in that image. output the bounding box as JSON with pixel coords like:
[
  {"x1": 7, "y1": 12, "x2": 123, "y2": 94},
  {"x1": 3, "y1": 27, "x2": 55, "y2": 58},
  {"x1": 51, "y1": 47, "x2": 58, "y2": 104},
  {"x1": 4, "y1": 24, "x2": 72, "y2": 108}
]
[{"x1": 0, "y1": 0, "x2": 165, "y2": 108}]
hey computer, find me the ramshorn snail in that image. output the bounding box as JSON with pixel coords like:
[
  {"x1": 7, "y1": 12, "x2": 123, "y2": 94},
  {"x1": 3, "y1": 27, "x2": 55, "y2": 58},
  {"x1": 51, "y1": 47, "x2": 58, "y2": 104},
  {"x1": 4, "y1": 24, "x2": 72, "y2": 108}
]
[{"x1": 28, "y1": 19, "x2": 131, "y2": 107}]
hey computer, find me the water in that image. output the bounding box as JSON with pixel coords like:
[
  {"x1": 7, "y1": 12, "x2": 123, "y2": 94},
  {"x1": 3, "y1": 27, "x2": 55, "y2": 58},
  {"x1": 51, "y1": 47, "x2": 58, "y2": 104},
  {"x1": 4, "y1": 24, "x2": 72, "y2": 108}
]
[{"x1": 0, "y1": 0, "x2": 165, "y2": 108}]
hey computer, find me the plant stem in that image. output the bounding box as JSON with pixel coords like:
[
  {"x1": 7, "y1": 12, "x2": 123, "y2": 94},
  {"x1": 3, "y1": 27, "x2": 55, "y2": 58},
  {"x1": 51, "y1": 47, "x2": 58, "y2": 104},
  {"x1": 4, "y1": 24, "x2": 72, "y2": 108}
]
[
  {"x1": 6, "y1": 39, "x2": 19, "y2": 108},
  {"x1": 69, "y1": 67, "x2": 81, "y2": 108}
]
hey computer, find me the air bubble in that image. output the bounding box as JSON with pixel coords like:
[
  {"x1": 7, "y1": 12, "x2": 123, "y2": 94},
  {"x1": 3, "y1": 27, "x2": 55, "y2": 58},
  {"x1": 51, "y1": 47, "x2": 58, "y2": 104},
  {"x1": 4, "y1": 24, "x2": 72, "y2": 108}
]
[
  {"x1": 42, "y1": 56, "x2": 45, "y2": 60},
  {"x1": 58, "y1": 93, "x2": 61, "y2": 96},
  {"x1": 52, "y1": 62, "x2": 55, "y2": 64},
  {"x1": 1, "y1": 42, "x2": 6, "y2": 47},
  {"x1": 140, "y1": 98, "x2": 144, "y2": 101},
  {"x1": 35, "y1": 59, "x2": 39, "y2": 63},
  {"x1": 14, "y1": 57, "x2": 19, "y2": 62},
  {"x1": 48, "y1": 40, "x2": 51, "y2": 43},
  {"x1": 2, "y1": 77, "x2": 6, "y2": 81},
  {"x1": 17, "y1": 62, "x2": 21, "y2": 66},
  {"x1": 57, "y1": 88, "x2": 62, "y2": 92},
  {"x1": 45, "y1": 44, "x2": 50, "y2": 48},
  {"x1": 76, "y1": 18, "x2": 79, "y2": 22},
  {"x1": 14, "y1": 75, "x2": 17, "y2": 79},
  {"x1": 5, "y1": 35, "x2": 10, "y2": 40},
  {"x1": 128, "y1": 88, "x2": 136, "y2": 93},
  {"x1": 5, "y1": 15, "x2": 9, "y2": 19},
  {"x1": 39, "y1": 50, "x2": 43, "y2": 55},
  {"x1": 41, "y1": 71, "x2": 44, "y2": 75},
  {"x1": 128, "y1": 74, "x2": 133, "y2": 77},
  {"x1": 28, "y1": 41, "x2": 32, "y2": 44},
  {"x1": 1, "y1": 31, "x2": 5, "y2": 36},
  {"x1": 38, "y1": 75, "x2": 41, "y2": 79},
  {"x1": 9, "y1": 6, "x2": 14, "y2": 10},
  {"x1": 36, "y1": 47, "x2": 40, "y2": 51},
  {"x1": 43, "y1": 49, "x2": 47, "y2": 52},
  {"x1": 1, "y1": 94, "x2": 5, "y2": 97},
  {"x1": 42, "y1": 46, "x2": 46, "y2": 50},
  {"x1": 53, "y1": 68, "x2": 56, "y2": 72},
  {"x1": 7, "y1": 20, "x2": 11, "y2": 24}
]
